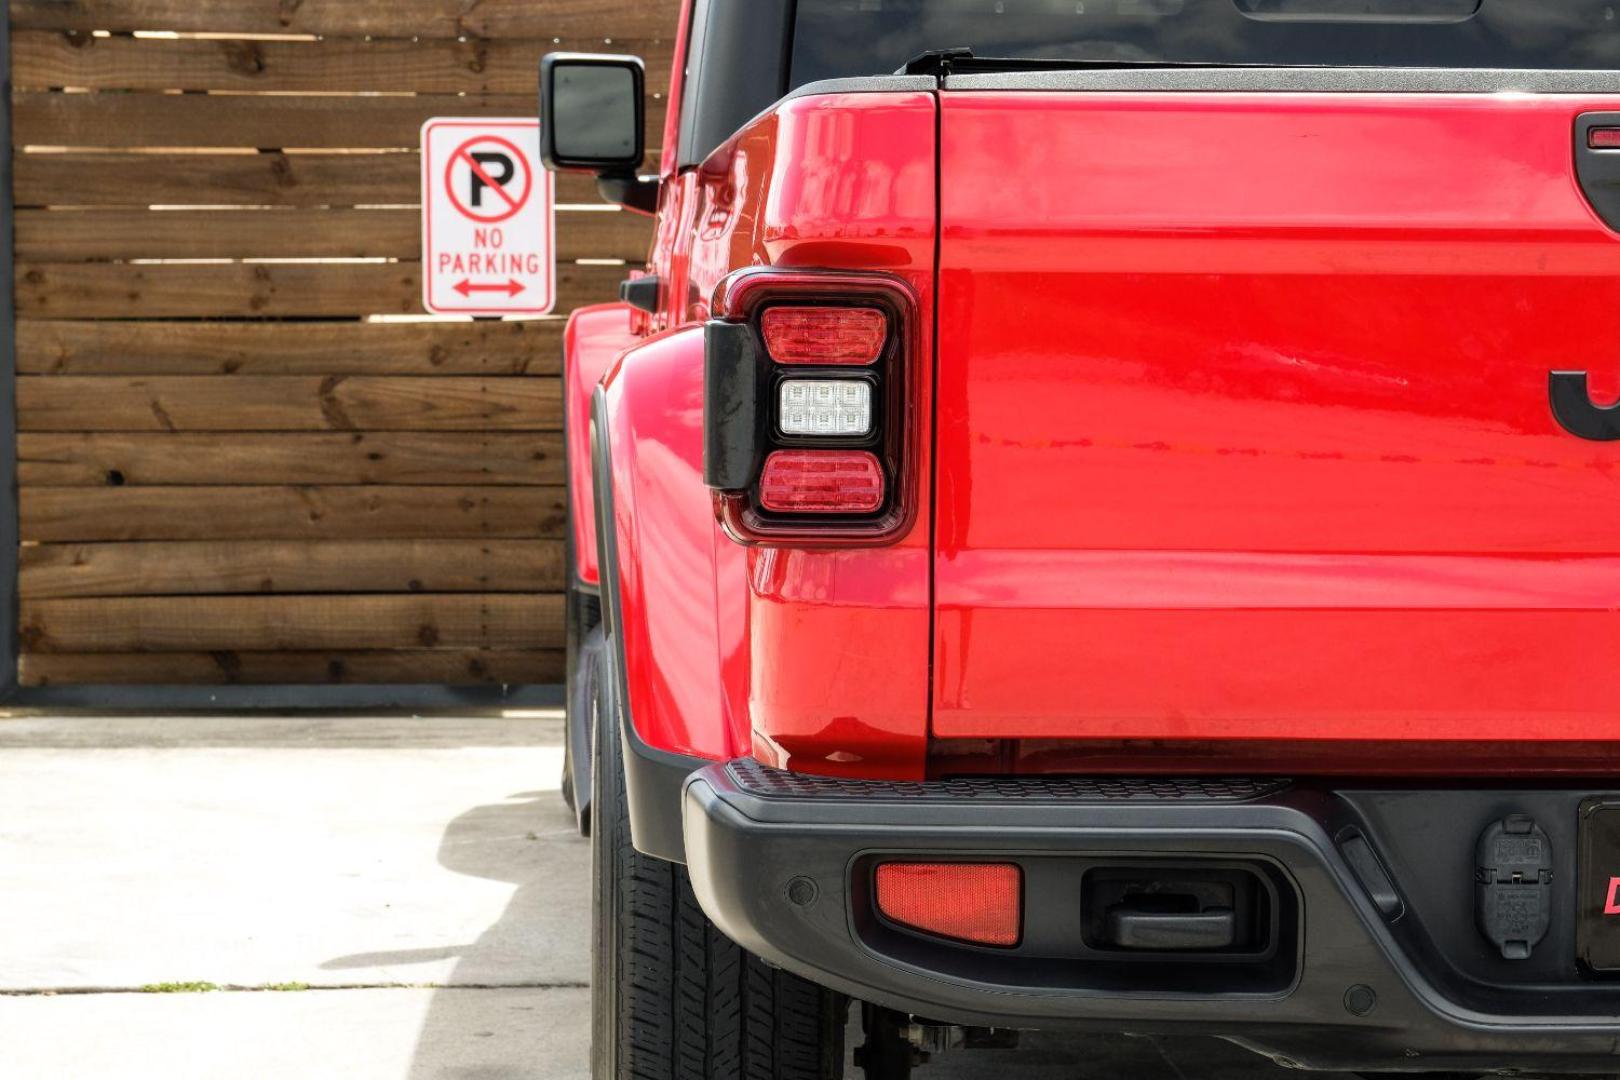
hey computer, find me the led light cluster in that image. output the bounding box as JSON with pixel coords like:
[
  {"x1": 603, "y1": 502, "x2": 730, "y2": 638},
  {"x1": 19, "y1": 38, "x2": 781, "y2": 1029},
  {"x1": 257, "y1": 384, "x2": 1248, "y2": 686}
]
[{"x1": 779, "y1": 379, "x2": 872, "y2": 437}]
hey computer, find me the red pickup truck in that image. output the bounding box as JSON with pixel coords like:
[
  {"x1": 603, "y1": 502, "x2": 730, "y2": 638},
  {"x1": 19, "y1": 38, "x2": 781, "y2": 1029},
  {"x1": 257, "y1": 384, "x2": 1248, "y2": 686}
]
[{"x1": 542, "y1": 3, "x2": 1620, "y2": 1077}]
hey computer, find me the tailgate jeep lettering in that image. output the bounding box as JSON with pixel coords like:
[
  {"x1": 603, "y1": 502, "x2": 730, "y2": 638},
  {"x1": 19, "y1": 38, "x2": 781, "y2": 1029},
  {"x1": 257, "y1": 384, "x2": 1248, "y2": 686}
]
[{"x1": 1551, "y1": 370, "x2": 1620, "y2": 441}]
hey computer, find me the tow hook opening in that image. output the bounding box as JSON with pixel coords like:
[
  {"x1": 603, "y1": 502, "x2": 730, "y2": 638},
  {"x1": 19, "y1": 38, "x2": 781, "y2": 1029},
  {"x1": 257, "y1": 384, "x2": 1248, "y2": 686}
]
[{"x1": 1083, "y1": 864, "x2": 1270, "y2": 954}]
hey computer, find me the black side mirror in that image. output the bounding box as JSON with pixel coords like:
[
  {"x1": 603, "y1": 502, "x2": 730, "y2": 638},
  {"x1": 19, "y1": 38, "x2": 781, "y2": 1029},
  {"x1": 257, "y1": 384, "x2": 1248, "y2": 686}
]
[{"x1": 540, "y1": 52, "x2": 658, "y2": 214}]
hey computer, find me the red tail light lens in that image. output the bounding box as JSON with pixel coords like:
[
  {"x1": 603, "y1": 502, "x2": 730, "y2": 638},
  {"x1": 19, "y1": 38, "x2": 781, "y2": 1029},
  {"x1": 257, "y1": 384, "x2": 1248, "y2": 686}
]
[
  {"x1": 760, "y1": 306, "x2": 887, "y2": 365},
  {"x1": 1592, "y1": 127, "x2": 1620, "y2": 149},
  {"x1": 875, "y1": 863, "x2": 1023, "y2": 947},
  {"x1": 759, "y1": 451, "x2": 884, "y2": 514}
]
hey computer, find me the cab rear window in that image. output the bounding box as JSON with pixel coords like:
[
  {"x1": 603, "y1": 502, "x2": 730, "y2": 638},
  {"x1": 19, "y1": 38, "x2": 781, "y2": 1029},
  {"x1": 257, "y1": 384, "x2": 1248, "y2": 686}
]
[{"x1": 791, "y1": 0, "x2": 1620, "y2": 85}]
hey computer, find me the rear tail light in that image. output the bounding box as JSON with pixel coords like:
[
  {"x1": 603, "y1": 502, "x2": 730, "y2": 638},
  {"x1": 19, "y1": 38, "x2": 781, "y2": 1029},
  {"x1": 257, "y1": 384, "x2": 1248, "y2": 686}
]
[
  {"x1": 759, "y1": 451, "x2": 884, "y2": 513},
  {"x1": 1592, "y1": 127, "x2": 1620, "y2": 149},
  {"x1": 704, "y1": 270, "x2": 918, "y2": 544},
  {"x1": 760, "y1": 306, "x2": 886, "y2": 365},
  {"x1": 875, "y1": 862, "x2": 1023, "y2": 947}
]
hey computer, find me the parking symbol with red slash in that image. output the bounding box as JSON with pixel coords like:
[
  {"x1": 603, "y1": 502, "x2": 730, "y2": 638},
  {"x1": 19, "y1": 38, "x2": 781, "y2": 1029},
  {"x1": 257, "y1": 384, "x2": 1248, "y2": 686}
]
[{"x1": 421, "y1": 118, "x2": 555, "y2": 316}]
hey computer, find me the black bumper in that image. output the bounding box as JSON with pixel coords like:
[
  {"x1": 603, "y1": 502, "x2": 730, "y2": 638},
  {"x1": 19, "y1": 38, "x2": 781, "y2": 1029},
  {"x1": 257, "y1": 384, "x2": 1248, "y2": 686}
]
[{"x1": 682, "y1": 761, "x2": 1620, "y2": 1073}]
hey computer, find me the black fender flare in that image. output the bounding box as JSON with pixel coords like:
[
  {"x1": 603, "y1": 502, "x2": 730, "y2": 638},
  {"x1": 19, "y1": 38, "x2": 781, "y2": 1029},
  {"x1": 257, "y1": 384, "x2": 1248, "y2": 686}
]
[{"x1": 589, "y1": 384, "x2": 710, "y2": 864}]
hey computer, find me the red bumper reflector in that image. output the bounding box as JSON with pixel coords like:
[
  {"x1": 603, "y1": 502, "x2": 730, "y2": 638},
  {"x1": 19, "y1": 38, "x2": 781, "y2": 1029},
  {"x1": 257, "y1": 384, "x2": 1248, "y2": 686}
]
[
  {"x1": 1591, "y1": 127, "x2": 1620, "y2": 149},
  {"x1": 759, "y1": 451, "x2": 884, "y2": 513},
  {"x1": 761, "y1": 306, "x2": 887, "y2": 365},
  {"x1": 874, "y1": 862, "x2": 1022, "y2": 947}
]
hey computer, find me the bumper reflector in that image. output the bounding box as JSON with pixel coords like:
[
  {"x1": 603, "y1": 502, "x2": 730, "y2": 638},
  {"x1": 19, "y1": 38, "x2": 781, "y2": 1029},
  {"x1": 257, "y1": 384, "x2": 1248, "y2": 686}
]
[
  {"x1": 759, "y1": 450, "x2": 884, "y2": 513},
  {"x1": 874, "y1": 862, "x2": 1022, "y2": 947}
]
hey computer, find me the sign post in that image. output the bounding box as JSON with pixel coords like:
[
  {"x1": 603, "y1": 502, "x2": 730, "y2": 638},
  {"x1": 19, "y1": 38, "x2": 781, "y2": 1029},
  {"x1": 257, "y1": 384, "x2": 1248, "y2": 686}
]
[{"x1": 421, "y1": 118, "x2": 555, "y2": 316}]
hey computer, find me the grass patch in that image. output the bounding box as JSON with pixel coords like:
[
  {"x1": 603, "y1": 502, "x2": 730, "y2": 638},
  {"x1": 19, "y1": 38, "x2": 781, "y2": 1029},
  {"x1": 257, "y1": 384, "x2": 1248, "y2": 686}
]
[
  {"x1": 266, "y1": 982, "x2": 310, "y2": 992},
  {"x1": 140, "y1": 982, "x2": 219, "y2": 994}
]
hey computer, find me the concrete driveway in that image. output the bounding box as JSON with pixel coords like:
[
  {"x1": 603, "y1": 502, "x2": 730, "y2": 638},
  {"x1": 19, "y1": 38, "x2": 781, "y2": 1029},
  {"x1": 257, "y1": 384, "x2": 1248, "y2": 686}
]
[{"x1": 0, "y1": 714, "x2": 1351, "y2": 1079}]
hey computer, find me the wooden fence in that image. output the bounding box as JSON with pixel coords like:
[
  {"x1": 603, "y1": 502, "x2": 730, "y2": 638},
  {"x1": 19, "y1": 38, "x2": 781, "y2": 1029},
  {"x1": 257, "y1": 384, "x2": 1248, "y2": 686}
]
[{"x1": 3, "y1": 0, "x2": 680, "y2": 696}]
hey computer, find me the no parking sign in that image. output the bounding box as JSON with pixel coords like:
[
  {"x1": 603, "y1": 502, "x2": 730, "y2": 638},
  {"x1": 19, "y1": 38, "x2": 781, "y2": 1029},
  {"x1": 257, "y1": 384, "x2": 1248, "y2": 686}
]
[{"x1": 421, "y1": 118, "x2": 555, "y2": 316}]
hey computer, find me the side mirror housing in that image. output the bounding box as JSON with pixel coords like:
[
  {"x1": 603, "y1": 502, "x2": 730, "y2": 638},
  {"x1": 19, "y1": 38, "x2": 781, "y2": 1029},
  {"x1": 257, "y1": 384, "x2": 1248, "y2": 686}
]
[{"x1": 540, "y1": 52, "x2": 658, "y2": 214}]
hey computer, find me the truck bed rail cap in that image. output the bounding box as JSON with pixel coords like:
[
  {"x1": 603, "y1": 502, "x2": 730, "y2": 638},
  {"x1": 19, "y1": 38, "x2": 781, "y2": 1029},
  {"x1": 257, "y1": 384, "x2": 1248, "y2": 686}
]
[{"x1": 944, "y1": 66, "x2": 1620, "y2": 95}]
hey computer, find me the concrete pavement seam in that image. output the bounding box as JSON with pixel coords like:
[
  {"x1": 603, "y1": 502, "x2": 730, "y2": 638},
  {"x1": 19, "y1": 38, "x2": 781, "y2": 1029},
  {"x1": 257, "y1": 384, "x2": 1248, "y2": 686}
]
[{"x1": 0, "y1": 982, "x2": 590, "y2": 997}]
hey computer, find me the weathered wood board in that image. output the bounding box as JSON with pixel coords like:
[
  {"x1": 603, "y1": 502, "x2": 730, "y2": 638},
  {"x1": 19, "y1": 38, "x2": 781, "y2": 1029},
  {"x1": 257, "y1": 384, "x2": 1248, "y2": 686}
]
[{"x1": 5, "y1": 0, "x2": 679, "y2": 689}]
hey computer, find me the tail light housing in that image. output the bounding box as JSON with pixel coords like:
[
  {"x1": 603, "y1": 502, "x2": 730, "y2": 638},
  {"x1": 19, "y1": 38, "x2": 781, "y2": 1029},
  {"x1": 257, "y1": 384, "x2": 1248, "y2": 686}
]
[{"x1": 703, "y1": 270, "x2": 919, "y2": 545}]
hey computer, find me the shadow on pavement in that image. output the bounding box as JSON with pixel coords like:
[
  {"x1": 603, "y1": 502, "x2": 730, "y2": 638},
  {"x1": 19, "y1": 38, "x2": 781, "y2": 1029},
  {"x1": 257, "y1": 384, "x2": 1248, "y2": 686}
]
[
  {"x1": 398, "y1": 783, "x2": 1354, "y2": 1080},
  {"x1": 402, "y1": 789, "x2": 590, "y2": 1080},
  {"x1": 319, "y1": 945, "x2": 467, "y2": 970}
]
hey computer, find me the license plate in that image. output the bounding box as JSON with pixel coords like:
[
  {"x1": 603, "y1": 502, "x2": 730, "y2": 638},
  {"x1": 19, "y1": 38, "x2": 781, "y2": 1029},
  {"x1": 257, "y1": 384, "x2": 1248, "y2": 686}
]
[{"x1": 1577, "y1": 799, "x2": 1620, "y2": 972}]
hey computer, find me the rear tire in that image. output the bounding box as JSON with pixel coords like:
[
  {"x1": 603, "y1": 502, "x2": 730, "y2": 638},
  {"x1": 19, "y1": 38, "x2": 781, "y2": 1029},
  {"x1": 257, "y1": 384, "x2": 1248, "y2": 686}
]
[{"x1": 590, "y1": 664, "x2": 847, "y2": 1079}]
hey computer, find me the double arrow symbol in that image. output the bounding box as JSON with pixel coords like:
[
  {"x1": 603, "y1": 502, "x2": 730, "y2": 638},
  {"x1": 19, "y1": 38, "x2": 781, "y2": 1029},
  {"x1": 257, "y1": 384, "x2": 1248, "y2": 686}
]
[{"x1": 453, "y1": 278, "x2": 526, "y2": 298}]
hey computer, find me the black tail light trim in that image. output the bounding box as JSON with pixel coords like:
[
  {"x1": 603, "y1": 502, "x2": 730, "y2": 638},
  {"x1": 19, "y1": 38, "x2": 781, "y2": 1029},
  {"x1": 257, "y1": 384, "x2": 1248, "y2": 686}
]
[{"x1": 702, "y1": 320, "x2": 767, "y2": 490}]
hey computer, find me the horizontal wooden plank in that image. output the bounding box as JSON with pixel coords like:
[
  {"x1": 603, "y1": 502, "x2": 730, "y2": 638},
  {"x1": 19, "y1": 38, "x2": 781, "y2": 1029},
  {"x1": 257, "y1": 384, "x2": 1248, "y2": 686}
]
[
  {"x1": 18, "y1": 432, "x2": 563, "y2": 485},
  {"x1": 16, "y1": 320, "x2": 565, "y2": 376},
  {"x1": 16, "y1": 90, "x2": 529, "y2": 148},
  {"x1": 9, "y1": 0, "x2": 680, "y2": 40},
  {"x1": 14, "y1": 262, "x2": 625, "y2": 317},
  {"x1": 15, "y1": 207, "x2": 423, "y2": 260},
  {"x1": 15, "y1": 151, "x2": 612, "y2": 206},
  {"x1": 12, "y1": 31, "x2": 674, "y2": 95},
  {"x1": 21, "y1": 486, "x2": 566, "y2": 541},
  {"x1": 19, "y1": 648, "x2": 563, "y2": 686},
  {"x1": 20, "y1": 539, "x2": 564, "y2": 597},
  {"x1": 19, "y1": 593, "x2": 565, "y2": 652},
  {"x1": 13, "y1": 91, "x2": 666, "y2": 151},
  {"x1": 15, "y1": 207, "x2": 652, "y2": 261},
  {"x1": 18, "y1": 376, "x2": 560, "y2": 432}
]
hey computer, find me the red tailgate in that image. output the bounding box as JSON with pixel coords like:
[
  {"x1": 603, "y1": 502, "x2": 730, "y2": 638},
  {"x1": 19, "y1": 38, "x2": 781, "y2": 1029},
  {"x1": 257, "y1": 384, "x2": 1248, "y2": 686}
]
[{"x1": 933, "y1": 92, "x2": 1620, "y2": 745}]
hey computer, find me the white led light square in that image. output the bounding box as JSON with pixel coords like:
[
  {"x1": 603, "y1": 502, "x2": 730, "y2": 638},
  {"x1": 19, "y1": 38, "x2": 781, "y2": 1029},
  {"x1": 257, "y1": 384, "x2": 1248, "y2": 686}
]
[{"x1": 779, "y1": 379, "x2": 872, "y2": 437}]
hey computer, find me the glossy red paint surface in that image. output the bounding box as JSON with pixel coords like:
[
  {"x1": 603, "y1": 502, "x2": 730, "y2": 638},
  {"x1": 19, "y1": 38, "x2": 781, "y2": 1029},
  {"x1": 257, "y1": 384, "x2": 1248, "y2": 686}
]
[
  {"x1": 693, "y1": 94, "x2": 939, "y2": 778},
  {"x1": 564, "y1": 303, "x2": 637, "y2": 586},
  {"x1": 656, "y1": 0, "x2": 694, "y2": 179},
  {"x1": 600, "y1": 92, "x2": 938, "y2": 777},
  {"x1": 564, "y1": 0, "x2": 685, "y2": 585},
  {"x1": 934, "y1": 92, "x2": 1620, "y2": 744},
  {"x1": 600, "y1": 326, "x2": 740, "y2": 761}
]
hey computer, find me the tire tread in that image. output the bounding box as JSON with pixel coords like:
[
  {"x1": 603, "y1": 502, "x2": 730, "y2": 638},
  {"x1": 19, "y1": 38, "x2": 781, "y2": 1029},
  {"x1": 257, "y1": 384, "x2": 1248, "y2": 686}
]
[{"x1": 592, "y1": 667, "x2": 845, "y2": 1080}]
